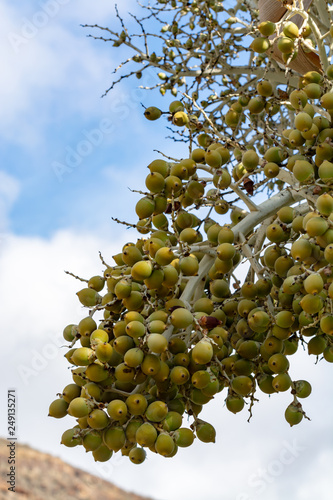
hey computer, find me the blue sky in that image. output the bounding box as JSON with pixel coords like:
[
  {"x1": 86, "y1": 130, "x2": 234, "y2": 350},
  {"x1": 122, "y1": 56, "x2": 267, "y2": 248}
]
[
  {"x1": 0, "y1": 0, "x2": 172, "y2": 238},
  {"x1": 1, "y1": 2, "x2": 333, "y2": 500}
]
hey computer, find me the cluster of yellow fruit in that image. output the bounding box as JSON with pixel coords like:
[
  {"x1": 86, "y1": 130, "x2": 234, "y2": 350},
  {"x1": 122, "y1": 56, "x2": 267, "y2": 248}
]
[
  {"x1": 49, "y1": 71, "x2": 333, "y2": 464},
  {"x1": 251, "y1": 19, "x2": 319, "y2": 61}
]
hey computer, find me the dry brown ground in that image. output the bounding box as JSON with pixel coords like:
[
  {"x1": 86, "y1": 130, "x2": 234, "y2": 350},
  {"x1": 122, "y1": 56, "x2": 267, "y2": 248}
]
[{"x1": 0, "y1": 437, "x2": 153, "y2": 500}]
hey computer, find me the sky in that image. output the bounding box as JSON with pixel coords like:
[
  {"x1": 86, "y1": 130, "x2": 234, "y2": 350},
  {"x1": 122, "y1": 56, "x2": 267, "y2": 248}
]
[{"x1": 0, "y1": 1, "x2": 333, "y2": 500}]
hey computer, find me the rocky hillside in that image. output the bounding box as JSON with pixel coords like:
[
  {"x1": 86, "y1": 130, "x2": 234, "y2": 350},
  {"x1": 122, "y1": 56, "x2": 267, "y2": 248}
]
[{"x1": 0, "y1": 437, "x2": 152, "y2": 500}]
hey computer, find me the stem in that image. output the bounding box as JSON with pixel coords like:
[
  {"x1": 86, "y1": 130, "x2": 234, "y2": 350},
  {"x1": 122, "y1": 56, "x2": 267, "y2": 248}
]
[
  {"x1": 232, "y1": 189, "x2": 296, "y2": 241},
  {"x1": 178, "y1": 186, "x2": 306, "y2": 308},
  {"x1": 180, "y1": 254, "x2": 215, "y2": 304},
  {"x1": 239, "y1": 232, "x2": 265, "y2": 277},
  {"x1": 307, "y1": 14, "x2": 328, "y2": 71},
  {"x1": 230, "y1": 182, "x2": 259, "y2": 212}
]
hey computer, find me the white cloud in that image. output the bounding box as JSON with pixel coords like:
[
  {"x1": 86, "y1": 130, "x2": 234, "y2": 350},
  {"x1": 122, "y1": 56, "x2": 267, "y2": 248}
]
[
  {"x1": 0, "y1": 1, "x2": 138, "y2": 148},
  {"x1": 0, "y1": 229, "x2": 125, "y2": 336}
]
